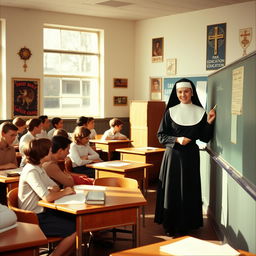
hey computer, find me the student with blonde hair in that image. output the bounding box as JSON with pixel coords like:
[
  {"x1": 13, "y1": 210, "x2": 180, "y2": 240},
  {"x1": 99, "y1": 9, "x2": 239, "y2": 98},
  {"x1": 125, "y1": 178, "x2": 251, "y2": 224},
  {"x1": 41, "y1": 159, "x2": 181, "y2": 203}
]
[
  {"x1": 18, "y1": 138, "x2": 76, "y2": 256},
  {"x1": 68, "y1": 126, "x2": 101, "y2": 178}
]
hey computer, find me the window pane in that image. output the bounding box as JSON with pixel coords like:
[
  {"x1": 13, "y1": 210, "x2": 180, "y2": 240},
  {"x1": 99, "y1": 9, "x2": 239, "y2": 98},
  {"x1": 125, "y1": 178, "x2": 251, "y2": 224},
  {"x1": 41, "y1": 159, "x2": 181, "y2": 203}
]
[
  {"x1": 61, "y1": 97, "x2": 82, "y2": 108},
  {"x1": 81, "y1": 32, "x2": 98, "y2": 53},
  {"x1": 44, "y1": 77, "x2": 60, "y2": 96},
  {"x1": 44, "y1": 98, "x2": 60, "y2": 108},
  {"x1": 81, "y1": 55, "x2": 99, "y2": 76},
  {"x1": 61, "y1": 54, "x2": 80, "y2": 75},
  {"x1": 44, "y1": 53, "x2": 60, "y2": 74},
  {"x1": 44, "y1": 28, "x2": 61, "y2": 50},
  {"x1": 61, "y1": 30, "x2": 80, "y2": 51},
  {"x1": 62, "y1": 80, "x2": 80, "y2": 94}
]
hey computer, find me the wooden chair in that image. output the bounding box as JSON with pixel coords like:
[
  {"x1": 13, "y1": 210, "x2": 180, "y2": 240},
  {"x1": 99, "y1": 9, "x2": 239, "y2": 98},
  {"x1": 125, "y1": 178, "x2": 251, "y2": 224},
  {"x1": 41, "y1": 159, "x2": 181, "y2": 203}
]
[
  {"x1": 94, "y1": 177, "x2": 139, "y2": 242},
  {"x1": 7, "y1": 188, "x2": 62, "y2": 255}
]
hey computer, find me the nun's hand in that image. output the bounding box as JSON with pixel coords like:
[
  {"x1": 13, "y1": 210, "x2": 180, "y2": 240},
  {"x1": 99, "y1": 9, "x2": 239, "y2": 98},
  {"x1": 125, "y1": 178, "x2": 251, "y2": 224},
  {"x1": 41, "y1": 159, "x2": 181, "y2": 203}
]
[
  {"x1": 176, "y1": 137, "x2": 191, "y2": 145},
  {"x1": 207, "y1": 109, "x2": 216, "y2": 124}
]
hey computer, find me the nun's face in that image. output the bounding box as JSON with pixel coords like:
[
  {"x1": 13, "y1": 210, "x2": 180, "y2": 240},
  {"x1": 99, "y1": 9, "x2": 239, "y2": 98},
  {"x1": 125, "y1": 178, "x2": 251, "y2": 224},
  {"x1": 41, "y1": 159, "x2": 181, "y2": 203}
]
[{"x1": 176, "y1": 87, "x2": 193, "y2": 104}]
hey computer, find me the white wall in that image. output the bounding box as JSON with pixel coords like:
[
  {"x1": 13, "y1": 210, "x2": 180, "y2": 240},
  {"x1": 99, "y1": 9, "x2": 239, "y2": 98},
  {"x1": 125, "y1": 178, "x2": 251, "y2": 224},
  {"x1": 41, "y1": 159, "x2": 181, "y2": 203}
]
[
  {"x1": 134, "y1": 1, "x2": 256, "y2": 100},
  {"x1": 0, "y1": 6, "x2": 135, "y2": 119}
]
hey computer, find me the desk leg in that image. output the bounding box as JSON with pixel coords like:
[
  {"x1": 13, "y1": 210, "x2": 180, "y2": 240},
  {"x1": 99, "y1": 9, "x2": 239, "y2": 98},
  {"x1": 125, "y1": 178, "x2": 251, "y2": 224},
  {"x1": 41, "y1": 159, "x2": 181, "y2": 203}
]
[{"x1": 76, "y1": 216, "x2": 83, "y2": 256}]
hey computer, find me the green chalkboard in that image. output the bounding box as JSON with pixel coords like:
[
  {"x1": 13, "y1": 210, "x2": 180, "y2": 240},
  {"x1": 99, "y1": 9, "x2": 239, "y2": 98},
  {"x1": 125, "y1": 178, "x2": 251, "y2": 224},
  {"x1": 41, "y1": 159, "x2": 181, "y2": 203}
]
[{"x1": 207, "y1": 51, "x2": 256, "y2": 186}]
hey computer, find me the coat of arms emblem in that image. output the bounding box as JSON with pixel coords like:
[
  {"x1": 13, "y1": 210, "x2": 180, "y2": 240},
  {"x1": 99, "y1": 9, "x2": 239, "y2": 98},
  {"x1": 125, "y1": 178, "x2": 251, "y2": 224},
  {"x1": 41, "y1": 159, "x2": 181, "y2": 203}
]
[{"x1": 239, "y1": 28, "x2": 252, "y2": 56}]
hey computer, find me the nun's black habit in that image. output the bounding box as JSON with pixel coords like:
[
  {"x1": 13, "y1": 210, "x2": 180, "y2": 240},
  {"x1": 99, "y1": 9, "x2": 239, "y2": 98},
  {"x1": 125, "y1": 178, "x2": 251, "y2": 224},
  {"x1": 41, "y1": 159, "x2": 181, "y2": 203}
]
[{"x1": 154, "y1": 78, "x2": 214, "y2": 235}]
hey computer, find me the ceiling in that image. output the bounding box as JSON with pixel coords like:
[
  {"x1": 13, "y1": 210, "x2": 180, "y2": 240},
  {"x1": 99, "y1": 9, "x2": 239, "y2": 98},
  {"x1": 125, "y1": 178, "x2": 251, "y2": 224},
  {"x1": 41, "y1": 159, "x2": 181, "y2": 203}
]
[{"x1": 0, "y1": 0, "x2": 251, "y2": 21}]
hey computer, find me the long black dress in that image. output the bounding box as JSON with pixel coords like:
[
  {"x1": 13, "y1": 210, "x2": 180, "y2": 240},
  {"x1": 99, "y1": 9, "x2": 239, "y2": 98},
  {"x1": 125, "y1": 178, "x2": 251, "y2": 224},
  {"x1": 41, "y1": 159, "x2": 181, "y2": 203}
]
[{"x1": 154, "y1": 108, "x2": 214, "y2": 235}]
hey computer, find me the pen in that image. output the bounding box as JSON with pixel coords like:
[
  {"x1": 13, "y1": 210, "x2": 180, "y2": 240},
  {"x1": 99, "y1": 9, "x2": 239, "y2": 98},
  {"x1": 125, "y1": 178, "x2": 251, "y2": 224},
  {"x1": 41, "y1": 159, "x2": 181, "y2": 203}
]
[{"x1": 213, "y1": 104, "x2": 217, "y2": 110}]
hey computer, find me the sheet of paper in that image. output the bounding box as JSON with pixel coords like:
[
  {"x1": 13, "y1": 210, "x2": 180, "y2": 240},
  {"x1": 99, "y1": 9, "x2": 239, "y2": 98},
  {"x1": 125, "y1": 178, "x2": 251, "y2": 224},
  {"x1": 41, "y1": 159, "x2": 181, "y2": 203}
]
[
  {"x1": 0, "y1": 223, "x2": 17, "y2": 233},
  {"x1": 135, "y1": 147, "x2": 158, "y2": 150},
  {"x1": 74, "y1": 185, "x2": 106, "y2": 192},
  {"x1": 95, "y1": 161, "x2": 130, "y2": 167},
  {"x1": 54, "y1": 193, "x2": 85, "y2": 204},
  {"x1": 160, "y1": 237, "x2": 239, "y2": 256}
]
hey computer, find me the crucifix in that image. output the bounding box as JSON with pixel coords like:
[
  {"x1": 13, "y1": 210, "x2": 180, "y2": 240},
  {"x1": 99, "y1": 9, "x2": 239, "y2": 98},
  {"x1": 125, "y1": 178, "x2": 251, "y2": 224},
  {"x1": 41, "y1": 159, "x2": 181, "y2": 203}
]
[{"x1": 208, "y1": 26, "x2": 224, "y2": 55}]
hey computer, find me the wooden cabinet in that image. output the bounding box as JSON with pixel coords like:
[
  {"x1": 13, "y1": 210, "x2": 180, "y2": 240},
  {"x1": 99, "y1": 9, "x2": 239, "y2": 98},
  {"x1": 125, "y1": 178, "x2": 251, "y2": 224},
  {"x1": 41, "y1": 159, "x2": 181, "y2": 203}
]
[{"x1": 130, "y1": 101, "x2": 166, "y2": 148}]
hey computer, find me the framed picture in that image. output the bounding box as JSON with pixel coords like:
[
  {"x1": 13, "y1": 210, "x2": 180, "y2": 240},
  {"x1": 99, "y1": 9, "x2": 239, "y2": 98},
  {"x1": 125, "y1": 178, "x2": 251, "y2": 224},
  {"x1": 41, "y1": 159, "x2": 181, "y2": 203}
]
[
  {"x1": 150, "y1": 77, "x2": 162, "y2": 100},
  {"x1": 152, "y1": 37, "x2": 164, "y2": 63},
  {"x1": 206, "y1": 23, "x2": 226, "y2": 70},
  {"x1": 12, "y1": 77, "x2": 40, "y2": 117},
  {"x1": 113, "y1": 78, "x2": 128, "y2": 88},
  {"x1": 166, "y1": 58, "x2": 177, "y2": 75},
  {"x1": 113, "y1": 96, "x2": 128, "y2": 106}
]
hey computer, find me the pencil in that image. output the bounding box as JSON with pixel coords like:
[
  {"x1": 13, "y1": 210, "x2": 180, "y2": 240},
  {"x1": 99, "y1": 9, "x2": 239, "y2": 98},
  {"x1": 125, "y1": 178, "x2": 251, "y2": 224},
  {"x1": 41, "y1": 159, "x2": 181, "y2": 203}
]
[{"x1": 213, "y1": 104, "x2": 217, "y2": 110}]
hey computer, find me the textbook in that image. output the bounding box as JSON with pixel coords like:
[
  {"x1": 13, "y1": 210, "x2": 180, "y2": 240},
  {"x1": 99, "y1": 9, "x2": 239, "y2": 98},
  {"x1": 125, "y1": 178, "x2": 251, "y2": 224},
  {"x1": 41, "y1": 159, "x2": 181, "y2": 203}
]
[{"x1": 86, "y1": 190, "x2": 105, "y2": 205}]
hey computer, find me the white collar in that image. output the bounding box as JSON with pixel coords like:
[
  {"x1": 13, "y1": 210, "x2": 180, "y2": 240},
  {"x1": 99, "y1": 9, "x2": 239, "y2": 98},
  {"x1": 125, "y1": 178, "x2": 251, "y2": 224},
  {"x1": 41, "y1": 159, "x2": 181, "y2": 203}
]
[{"x1": 169, "y1": 103, "x2": 205, "y2": 126}]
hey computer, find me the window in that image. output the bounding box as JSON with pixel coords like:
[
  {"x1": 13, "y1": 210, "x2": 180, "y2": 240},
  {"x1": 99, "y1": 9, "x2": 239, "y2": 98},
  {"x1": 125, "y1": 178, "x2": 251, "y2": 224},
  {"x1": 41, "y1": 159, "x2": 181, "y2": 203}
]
[{"x1": 43, "y1": 27, "x2": 100, "y2": 117}]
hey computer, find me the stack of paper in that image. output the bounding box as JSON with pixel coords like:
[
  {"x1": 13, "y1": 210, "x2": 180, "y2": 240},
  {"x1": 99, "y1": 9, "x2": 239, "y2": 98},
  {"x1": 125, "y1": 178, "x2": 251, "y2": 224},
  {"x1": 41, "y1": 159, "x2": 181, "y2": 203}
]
[
  {"x1": 54, "y1": 193, "x2": 85, "y2": 204},
  {"x1": 160, "y1": 237, "x2": 239, "y2": 256},
  {"x1": 86, "y1": 190, "x2": 105, "y2": 205}
]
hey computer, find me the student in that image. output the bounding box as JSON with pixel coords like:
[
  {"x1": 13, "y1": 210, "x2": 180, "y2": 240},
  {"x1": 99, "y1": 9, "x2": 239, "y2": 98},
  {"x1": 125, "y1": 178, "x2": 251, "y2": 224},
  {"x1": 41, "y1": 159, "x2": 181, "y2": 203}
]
[
  {"x1": 76, "y1": 116, "x2": 88, "y2": 127},
  {"x1": 18, "y1": 138, "x2": 76, "y2": 256},
  {"x1": 0, "y1": 204, "x2": 17, "y2": 231},
  {"x1": 101, "y1": 118, "x2": 128, "y2": 140},
  {"x1": 43, "y1": 136, "x2": 93, "y2": 187},
  {"x1": 19, "y1": 118, "x2": 42, "y2": 167},
  {"x1": 0, "y1": 122, "x2": 18, "y2": 170},
  {"x1": 37, "y1": 115, "x2": 50, "y2": 139},
  {"x1": 12, "y1": 117, "x2": 27, "y2": 146},
  {"x1": 68, "y1": 126, "x2": 101, "y2": 178},
  {"x1": 48, "y1": 117, "x2": 64, "y2": 139},
  {"x1": 87, "y1": 117, "x2": 97, "y2": 139},
  {"x1": 53, "y1": 128, "x2": 69, "y2": 138}
]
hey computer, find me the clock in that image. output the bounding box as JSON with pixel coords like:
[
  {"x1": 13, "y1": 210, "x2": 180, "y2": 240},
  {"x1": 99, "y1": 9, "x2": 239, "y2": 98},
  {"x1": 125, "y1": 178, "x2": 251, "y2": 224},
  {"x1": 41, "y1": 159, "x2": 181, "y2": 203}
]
[{"x1": 17, "y1": 47, "x2": 32, "y2": 71}]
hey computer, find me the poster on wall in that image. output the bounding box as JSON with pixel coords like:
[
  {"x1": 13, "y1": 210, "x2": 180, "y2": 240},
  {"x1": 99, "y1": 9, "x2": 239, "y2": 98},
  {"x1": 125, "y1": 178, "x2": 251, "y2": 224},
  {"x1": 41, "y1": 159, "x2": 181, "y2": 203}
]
[
  {"x1": 12, "y1": 78, "x2": 39, "y2": 117},
  {"x1": 163, "y1": 76, "x2": 208, "y2": 109},
  {"x1": 206, "y1": 23, "x2": 226, "y2": 70}
]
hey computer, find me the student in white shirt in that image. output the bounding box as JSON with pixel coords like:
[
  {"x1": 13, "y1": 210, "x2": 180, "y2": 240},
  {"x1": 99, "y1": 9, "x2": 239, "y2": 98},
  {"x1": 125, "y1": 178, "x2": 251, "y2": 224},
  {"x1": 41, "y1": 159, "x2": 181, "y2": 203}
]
[
  {"x1": 87, "y1": 117, "x2": 97, "y2": 139},
  {"x1": 19, "y1": 118, "x2": 42, "y2": 167},
  {"x1": 47, "y1": 117, "x2": 64, "y2": 139},
  {"x1": 12, "y1": 117, "x2": 27, "y2": 146},
  {"x1": 68, "y1": 126, "x2": 101, "y2": 178},
  {"x1": 37, "y1": 115, "x2": 50, "y2": 139},
  {"x1": 101, "y1": 118, "x2": 128, "y2": 140},
  {"x1": 18, "y1": 138, "x2": 76, "y2": 256}
]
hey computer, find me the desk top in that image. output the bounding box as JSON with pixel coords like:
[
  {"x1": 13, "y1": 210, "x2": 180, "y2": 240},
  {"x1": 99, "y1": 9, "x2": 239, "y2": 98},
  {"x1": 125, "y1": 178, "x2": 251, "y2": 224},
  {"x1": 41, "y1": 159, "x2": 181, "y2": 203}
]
[
  {"x1": 89, "y1": 139, "x2": 133, "y2": 145},
  {"x1": 38, "y1": 186, "x2": 146, "y2": 215},
  {"x1": 110, "y1": 236, "x2": 255, "y2": 256},
  {"x1": 86, "y1": 160, "x2": 152, "y2": 172},
  {"x1": 0, "y1": 170, "x2": 20, "y2": 183},
  {"x1": 116, "y1": 147, "x2": 165, "y2": 155},
  {"x1": 0, "y1": 222, "x2": 47, "y2": 252}
]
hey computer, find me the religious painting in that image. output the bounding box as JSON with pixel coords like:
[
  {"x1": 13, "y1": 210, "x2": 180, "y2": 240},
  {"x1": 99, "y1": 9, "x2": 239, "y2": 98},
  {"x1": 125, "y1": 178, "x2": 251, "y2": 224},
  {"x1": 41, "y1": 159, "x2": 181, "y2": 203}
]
[
  {"x1": 12, "y1": 77, "x2": 40, "y2": 117},
  {"x1": 206, "y1": 23, "x2": 226, "y2": 70},
  {"x1": 152, "y1": 37, "x2": 164, "y2": 63},
  {"x1": 113, "y1": 78, "x2": 128, "y2": 88},
  {"x1": 113, "y1": 96, "x2": 128, "y2": 106},
  {"x1": 150, "y1": 77, "x2": 162, "y2": 100},
  {"x1": 239, "y1": 27, "x2": 252, "y2": 56},
  {"x1": 166, "y1": 58, "x2": 177, "y2": 75}
]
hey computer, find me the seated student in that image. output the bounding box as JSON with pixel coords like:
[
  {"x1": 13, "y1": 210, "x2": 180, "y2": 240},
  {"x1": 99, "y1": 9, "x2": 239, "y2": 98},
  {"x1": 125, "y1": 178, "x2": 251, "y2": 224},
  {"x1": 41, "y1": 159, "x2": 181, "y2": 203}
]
[
  {"x1": 18, "y1": 138, "x2": 76, "y2": 256},
  {"x1": 0, "y1": 204, "x2": 17, "y2": 231},
  {"x1": 48, "y1": 117, "x2": 64, "y2": 139},
  {"x1": 53, "y1": 128, "x2": 69, "y2": 138},
  {"x1": 19, "y1": 118, "x2": 42, "y2": 167},
  {"x1": 12, "y1": 117, "x2": 27, "y2": 146},
  {"x1": 76, "y1": 116, "x2": 88, "y2": 127},
  {"x1": 101, "y1": 118, "x2": 128, "y2": 140},
  {"x1": 68, "y1": 126, "x2": 101, "y2": 178},
  {"x1": 43, "y1": 136, "x2": 93, "y2": 187},
  {"x1": 37, "y1": 115, "x2": 50, "y2": 139},
  {"x1": 0, "y1": 122, "x2": 18, "y2": 170},
  {"x1": 87, "y1": 117, "x2": 97, "y2": 139}
]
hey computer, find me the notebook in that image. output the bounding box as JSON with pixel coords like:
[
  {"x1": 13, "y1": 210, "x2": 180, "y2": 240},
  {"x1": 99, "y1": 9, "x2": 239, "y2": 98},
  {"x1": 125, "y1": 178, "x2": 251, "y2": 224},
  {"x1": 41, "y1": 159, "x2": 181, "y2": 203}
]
[{"x1": 86, "y1": 190, "x2": 105, "y2": 205}]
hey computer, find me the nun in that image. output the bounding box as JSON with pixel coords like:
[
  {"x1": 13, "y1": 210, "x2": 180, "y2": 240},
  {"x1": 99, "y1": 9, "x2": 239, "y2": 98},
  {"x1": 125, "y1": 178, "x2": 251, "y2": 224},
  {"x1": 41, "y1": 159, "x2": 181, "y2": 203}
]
[{"x1": 154, "y1": 78, "x2": 216, "y2": 236}]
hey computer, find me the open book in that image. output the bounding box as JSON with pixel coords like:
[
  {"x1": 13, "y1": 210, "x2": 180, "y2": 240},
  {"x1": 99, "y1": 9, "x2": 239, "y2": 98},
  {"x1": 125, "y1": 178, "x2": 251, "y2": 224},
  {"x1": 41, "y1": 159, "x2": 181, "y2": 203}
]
[{"x1": 86, "y1": 190, "x2": 105, "y2": 205}]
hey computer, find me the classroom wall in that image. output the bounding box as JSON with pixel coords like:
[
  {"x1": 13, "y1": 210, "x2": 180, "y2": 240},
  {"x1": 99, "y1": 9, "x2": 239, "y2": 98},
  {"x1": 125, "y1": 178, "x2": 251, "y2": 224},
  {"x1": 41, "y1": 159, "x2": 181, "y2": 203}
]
[
  {"x1": 0, "y1": 6, "x2": 135, "y2": 119},
  {"x1": 134, "y1": 1, "x2": 256, "y2": 100}
]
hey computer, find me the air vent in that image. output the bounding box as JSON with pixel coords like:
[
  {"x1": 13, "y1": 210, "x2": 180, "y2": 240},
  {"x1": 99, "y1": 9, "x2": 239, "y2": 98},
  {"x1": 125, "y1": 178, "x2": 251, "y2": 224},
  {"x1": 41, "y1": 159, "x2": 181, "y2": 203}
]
[{"x1": 97, "y1": 0, "x2": 132, "y2": 7}]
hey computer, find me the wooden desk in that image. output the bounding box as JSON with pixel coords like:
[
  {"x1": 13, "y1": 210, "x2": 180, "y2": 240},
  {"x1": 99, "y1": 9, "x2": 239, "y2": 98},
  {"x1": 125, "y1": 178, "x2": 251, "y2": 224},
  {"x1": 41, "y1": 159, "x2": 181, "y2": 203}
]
[
  {"x1": 38, "y1": 186, "x2": 146, "y2": 256},
  {"x1": 110, "y1": 236, "x2": 255, "y2": 256},
  {"x1": 0, "y1": 222, "x2": 47, "y2": 256},
  {"x1": 89, "y1": 140, "x2": 133, "y2": 160},
  {"x1": 0, "y1": 171, "x2": 19, "y2": 205},
  {"x1": 116, "y1": 147, "x2": 165, "y2": 187},
  {"x1": 87, "y1": 160, "x2": 152, "y2": 193}
]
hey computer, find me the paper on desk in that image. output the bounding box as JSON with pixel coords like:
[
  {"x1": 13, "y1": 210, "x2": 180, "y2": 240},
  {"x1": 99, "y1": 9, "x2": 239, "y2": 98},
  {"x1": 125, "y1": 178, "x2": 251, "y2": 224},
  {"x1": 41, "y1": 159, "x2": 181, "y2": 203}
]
[
  {"x1": 54, "y1": 193, "x2": 85, "y2": 204},
  {"x1": 74, "y1": 184, "x2": 106, "y2": 193},
  {"x1": 6, "y1": 167, "x2": 23, "y2": 174},
  {"x1": 94, "y1": 161, "x2": 130, "y2": 167},
  {"x1": 0, "y1": 223, "x2": 17, "y2": 233},
  {"x1": 135, "y1": 147, "x2": 158, "y2": 150},
  {"x1": 160, "y1": 237, "x2": 239, "y2": 256}
]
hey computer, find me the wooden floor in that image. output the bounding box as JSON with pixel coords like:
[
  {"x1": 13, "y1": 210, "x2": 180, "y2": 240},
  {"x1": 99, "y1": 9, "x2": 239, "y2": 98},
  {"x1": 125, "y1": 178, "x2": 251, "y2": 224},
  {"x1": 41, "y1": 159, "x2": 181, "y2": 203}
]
[{"x1": 87, "y1": 182, "x2": 220, "y2": 256}]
